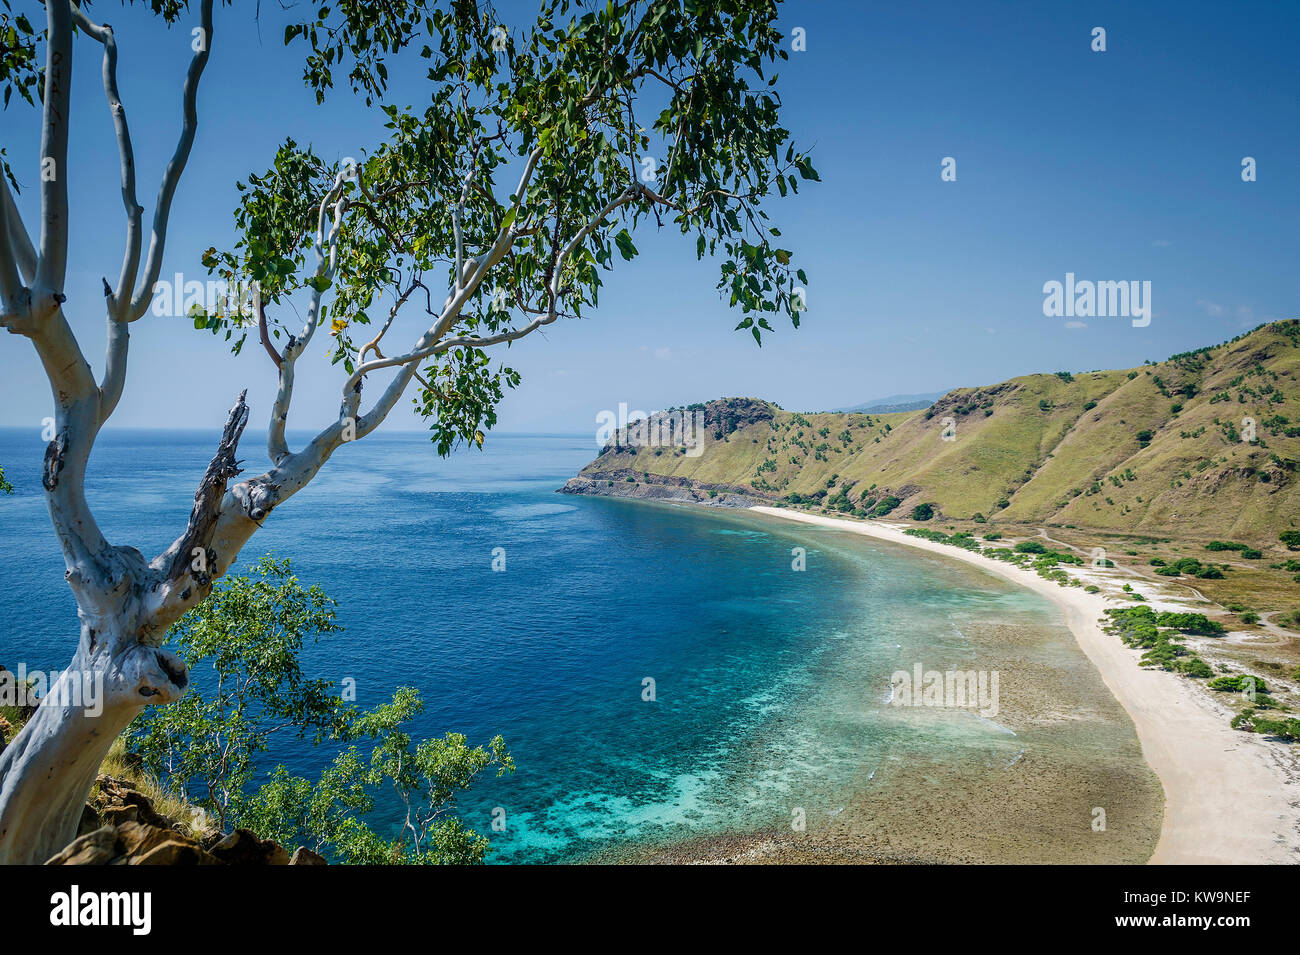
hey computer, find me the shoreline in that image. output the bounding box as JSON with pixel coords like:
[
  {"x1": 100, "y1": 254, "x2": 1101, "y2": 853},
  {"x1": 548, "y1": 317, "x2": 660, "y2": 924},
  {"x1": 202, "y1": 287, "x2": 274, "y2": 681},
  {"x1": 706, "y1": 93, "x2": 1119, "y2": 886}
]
[{"x1": 748, "y1": 505, "x2": 1300, "y2": 865}]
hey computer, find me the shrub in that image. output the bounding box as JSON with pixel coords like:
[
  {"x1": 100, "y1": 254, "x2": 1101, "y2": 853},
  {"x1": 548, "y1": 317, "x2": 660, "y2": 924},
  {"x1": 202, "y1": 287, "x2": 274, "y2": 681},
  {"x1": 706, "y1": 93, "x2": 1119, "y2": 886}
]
[
  {"x1": 1155, "y1": 557, "x2": 1205, "y2": 577},
  {"x1": 1280, "y1": 531, "x2": 1300, "y2": 550},
  {"x1": 1155, "y1": 611, "x2": 1225, "y2": 634},
  {"x1": 1177, "y1": 658, "x2": 1214, "y2": 679},
  {"x1": 1014, "y1": 540, "x2": 1048, "y2": 554},
  {"x1": 910, "y1": 503, "x2": 935, "y2": 521},
  {"x1": 1251, "y1": 717, "x2": 1300, "y2": 740},
  {"x1": 872, "y1": 495, "x2": 902, "y2": 517},
  {"x1": 1207, "y1": 675, "x2": 1269, "y2": 694}
]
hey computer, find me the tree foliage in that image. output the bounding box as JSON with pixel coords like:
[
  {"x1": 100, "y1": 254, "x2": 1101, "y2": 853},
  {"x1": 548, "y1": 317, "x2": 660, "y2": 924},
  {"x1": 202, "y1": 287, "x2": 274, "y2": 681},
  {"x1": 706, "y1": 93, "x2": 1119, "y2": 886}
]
[
  {"x1": 197, "y1": 0, "x2": 814, "y2": 454},
  {"x1": 127, "y1": 557, "x2": 511, "y2": 863},
  {"x1": 245, "y1": 688, "x2": 513, "y2": 865},
  {"x1": 125, "y1": 556, "x2": 348, "y2": 828}
]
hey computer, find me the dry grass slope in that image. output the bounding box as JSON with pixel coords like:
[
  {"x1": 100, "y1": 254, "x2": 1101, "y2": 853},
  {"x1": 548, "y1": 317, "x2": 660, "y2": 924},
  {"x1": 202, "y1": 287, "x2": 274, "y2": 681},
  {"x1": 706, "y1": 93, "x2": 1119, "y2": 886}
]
[{"x1": 579, "y1": 320, "x2": 1300, "y2": 543}]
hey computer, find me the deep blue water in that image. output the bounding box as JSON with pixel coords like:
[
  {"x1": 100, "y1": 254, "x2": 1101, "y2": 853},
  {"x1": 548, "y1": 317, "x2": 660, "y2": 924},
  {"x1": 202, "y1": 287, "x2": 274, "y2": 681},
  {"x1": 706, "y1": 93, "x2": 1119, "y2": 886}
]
[{"x1": 0, "y1": 427, "x2": 1047, "y2": 862}]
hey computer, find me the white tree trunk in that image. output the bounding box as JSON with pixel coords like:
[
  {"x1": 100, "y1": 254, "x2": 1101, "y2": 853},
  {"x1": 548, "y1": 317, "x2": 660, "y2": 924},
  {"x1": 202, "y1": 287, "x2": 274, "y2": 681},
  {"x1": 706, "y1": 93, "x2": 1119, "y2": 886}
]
[
  {"x1": 0, "y1": 391, "x2": 333, "y2": 863},
  {"x1": 0, "y1": 589, "x2": 188, "y2": 864}
]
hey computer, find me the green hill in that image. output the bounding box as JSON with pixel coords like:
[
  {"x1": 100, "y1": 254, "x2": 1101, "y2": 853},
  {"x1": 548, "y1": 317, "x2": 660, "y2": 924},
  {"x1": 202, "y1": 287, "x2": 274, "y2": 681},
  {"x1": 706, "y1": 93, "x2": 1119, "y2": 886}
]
[{"x1": 564, "y1": 320, "x2": 1300, "y2": 544}]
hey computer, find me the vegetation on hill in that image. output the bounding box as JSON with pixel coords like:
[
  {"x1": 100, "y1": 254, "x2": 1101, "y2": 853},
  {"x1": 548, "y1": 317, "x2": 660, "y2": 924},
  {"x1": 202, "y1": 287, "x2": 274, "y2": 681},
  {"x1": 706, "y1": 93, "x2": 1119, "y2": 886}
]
[{"x1": 577, "y1": 321, "x2": 1300, "y2": 543}]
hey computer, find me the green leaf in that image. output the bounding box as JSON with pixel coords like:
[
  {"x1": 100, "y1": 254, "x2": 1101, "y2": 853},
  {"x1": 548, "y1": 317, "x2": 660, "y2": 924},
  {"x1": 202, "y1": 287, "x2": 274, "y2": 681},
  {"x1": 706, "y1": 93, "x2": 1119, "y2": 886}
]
[{"x1": 614, "y1": 229, "x2": 638, "y2": 261}]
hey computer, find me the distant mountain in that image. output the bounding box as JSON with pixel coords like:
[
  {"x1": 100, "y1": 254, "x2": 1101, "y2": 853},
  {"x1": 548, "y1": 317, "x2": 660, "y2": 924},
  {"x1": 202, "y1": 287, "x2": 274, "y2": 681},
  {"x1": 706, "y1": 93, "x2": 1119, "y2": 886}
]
[
  {"x1": 564, "y1": 321, "x2": 1300, "y2": 543},
  {"x1": 834, "y1": 392, "x2": 945, "y2": 414}
]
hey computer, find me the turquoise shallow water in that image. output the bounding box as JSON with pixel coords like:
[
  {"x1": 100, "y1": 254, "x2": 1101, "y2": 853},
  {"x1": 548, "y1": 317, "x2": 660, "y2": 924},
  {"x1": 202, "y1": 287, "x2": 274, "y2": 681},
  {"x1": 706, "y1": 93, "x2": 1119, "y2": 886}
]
[{"x1": 0, "y1": 428, "x2": 1062, "y2": 863}]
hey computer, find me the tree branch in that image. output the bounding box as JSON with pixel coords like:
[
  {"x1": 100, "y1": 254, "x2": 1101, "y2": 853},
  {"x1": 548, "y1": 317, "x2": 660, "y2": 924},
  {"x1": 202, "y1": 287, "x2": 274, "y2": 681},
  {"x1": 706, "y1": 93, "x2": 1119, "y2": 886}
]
[
  {"x1": 344, "y1": 183, "x2": 638, "y2": 386},
  {"x1": 267, "y1": 177, "x2": 347, "y2": 464},
  {"x1": 256, "y1": 287, "x2": 283, "y2": 370},
  {"x1": 32, "y1": 0, "x2": 73, "y2": 310},
  {"x1": 126, "y1": 0, "x2": 214, "y2": 321},
  {"x1": 72, "y1": 4, "x2": 144, "y2": 321},
  {"x1": 145, "y1": 390, "x2": 253, "y2": 631},
  {"x1": 0, "y1": 176, "x2": 36, "y2": 287}
]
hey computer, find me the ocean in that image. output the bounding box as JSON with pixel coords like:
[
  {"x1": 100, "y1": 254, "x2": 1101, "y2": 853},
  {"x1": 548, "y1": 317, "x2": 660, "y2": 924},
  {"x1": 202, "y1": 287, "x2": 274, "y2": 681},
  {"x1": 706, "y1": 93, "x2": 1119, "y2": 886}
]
[{"x1": 0, "y1": 428, "x2": 1140, "y2": 863}]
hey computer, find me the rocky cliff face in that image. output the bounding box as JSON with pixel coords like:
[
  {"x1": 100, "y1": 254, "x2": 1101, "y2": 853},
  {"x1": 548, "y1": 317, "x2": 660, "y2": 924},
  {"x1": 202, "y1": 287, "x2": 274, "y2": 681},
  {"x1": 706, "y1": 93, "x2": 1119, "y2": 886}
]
[
  {"x1": 560, "y1": 468, "x2": 764, "y2": 507},
  {"x1": 568, "y1": 397, "x2": 780, "y2": 505}
]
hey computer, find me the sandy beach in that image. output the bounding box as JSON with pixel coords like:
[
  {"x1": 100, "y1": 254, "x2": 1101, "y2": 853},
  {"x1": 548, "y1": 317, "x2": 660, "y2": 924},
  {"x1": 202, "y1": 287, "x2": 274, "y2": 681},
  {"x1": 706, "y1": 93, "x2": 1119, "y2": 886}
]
[{"x1": 749, "y1": 506, "x2": 1300, "y2": 865}]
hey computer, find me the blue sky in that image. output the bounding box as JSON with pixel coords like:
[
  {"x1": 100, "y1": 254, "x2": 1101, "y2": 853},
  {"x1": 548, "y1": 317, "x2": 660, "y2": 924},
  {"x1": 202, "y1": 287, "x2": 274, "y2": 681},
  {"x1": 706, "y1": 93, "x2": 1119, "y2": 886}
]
[{"x1": 1, "y1": 0, "x2": 1295, "y2": 436}]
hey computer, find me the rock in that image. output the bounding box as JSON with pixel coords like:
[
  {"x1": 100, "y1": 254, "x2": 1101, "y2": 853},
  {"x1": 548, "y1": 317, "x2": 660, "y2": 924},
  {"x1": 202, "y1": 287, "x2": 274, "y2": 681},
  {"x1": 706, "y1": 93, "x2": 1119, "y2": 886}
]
[
  {"x1": 290, "y1": 846, "x2": 327, "y2": 865},
  {"x1": 77, "y1": 802, "x2": 102, "y2": 836},
  {"x1": 46, "y1": 826, "x2": 120, "y2": 866},
  {"x1": 560, "y1": 471, "x2": 764, "y2": 508},
  {"x1": 208, "y1": 828, "x2": 291, "y2": 866},
  {"x1": 49, "y1": 774, "x2": 295, "y2": 865},
  {"x1": 92, "y1": 774, "x2": 174, "y2": 830},
  {"x1": 98, "y1": 803, "x2": 141, "y2": 827},
  {"x1": 49, "y1": 821, "x2": 219, "y2": 866},
  {"x1": 128, "y1": 832, "x2": 220, "y2": 866}
]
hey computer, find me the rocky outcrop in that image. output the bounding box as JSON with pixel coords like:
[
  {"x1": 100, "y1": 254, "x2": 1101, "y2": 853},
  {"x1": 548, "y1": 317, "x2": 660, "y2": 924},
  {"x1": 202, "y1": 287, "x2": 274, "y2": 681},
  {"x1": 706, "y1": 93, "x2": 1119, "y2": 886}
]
[
  {"x1": 208, "y1": 828, "x2": 292, "y2": 866},
  {"x1": 561, "y1": 469, "x2": 764, "y2": 508},
  {"x1": 48, "y1": 821, "x2": 222, "y2": 865},
  {"x1": 595, "y1": 397, "x2": 776, "y2": 457},
  {"x1": 290, "y1": 845, "x2": 328, "y2": 865},
  {"x1": 45, "y1": 773, "x2": 320, "y2": 866},
  {"x1": 88, "y1": 774, "x2": 177, "y2": 832}
]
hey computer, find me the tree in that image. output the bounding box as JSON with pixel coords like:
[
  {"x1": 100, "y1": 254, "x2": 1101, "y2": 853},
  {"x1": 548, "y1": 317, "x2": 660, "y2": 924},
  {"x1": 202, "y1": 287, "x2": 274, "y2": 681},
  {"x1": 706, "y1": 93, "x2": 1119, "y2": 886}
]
[
  {"x1": 0, "y1": 0, "x2": 813, "y2": 862},
  {"x1": 0, "y1": 464, "x2": 11, "y2": 494},
  {"x1": 130, "y1": 558, "x2": 510, "y2": 863},
  {"x1": 245, "y1": 689, "x2": 513, "y2": 865},
  {"x1": 125, "y1": 556, "x2": 347, "y2": 831}
]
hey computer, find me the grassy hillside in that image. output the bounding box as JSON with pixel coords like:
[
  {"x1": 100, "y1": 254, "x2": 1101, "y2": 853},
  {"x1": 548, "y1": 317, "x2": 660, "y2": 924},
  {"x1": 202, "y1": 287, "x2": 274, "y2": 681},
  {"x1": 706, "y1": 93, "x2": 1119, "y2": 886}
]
[{"x1": 573, "y1": 320, "x2": 1300, "y2": 544}]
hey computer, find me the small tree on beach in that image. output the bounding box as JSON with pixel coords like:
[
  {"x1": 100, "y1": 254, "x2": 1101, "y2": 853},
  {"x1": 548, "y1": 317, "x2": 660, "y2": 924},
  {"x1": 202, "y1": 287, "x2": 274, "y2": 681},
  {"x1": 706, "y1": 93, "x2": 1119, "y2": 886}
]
[{"x1": 0, "y1": 0, "x2": 812, "y2": 862}]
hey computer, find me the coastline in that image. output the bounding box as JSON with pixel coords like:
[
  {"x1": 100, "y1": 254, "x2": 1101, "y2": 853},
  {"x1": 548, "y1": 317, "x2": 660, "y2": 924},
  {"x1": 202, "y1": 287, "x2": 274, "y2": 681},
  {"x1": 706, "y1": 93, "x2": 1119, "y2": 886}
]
[{"x1": 748, "y1": 505, "x2": 1300, "y2": 865}]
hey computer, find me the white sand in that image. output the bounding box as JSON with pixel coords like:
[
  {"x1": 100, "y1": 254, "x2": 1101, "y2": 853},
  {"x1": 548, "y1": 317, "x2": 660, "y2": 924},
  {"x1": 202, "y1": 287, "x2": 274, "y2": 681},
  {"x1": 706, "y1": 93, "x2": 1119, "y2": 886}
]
[{"x1": 749, "y1": 506, "x2": 1300, "y2": 865}]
